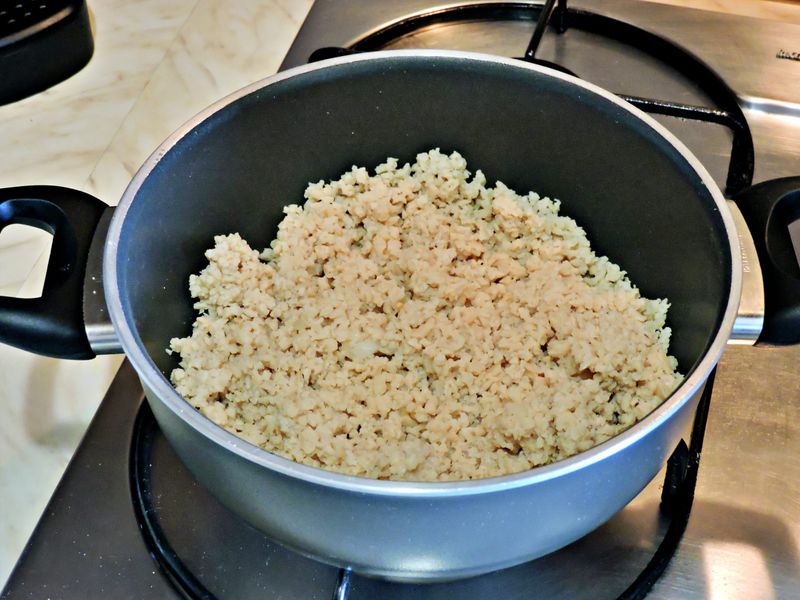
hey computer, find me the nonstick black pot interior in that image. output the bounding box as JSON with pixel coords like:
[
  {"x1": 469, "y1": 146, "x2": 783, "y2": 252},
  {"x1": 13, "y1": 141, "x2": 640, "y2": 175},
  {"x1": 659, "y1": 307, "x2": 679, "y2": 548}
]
[{"x1": 116, "y1": 54, "x2": 731, "y2": 380}]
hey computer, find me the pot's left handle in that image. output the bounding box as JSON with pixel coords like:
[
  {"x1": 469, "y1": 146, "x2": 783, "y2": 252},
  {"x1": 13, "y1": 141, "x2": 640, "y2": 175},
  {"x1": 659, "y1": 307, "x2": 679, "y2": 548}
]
[{"x1": 0, "y1": 186, "x2": 108, "y2": 359}]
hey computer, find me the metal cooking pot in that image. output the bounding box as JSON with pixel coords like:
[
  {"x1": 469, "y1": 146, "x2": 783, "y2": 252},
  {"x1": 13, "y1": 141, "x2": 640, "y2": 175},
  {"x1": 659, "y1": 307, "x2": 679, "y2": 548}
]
[{"x1": 2, "y1": 51, "x2": 800, "y2": 582}]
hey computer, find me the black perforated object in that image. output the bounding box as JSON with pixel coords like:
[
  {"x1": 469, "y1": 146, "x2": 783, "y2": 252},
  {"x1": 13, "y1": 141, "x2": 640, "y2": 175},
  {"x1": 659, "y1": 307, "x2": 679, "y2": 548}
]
[{"x1": 0, "y1": 0, "x2": 93, "y2": 104}]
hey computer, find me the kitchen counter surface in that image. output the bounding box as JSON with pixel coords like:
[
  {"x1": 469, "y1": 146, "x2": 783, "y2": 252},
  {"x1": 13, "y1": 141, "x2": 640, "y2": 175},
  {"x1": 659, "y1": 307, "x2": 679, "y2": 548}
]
[{"x1": 0, "y1": 0, "x2": 797, "y2": 590}]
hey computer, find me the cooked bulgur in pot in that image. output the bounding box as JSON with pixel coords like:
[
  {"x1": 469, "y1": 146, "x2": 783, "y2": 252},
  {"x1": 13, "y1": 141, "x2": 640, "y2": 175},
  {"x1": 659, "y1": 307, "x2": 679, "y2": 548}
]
[{"x1": 169, "y1": 149, "x2": 682, "y2": 482}]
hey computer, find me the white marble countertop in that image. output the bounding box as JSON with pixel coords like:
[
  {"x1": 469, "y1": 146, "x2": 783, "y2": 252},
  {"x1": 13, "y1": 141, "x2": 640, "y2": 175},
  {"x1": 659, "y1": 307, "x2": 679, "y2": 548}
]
[{"x1": 0, "y1": 0, "x2": 797, "y2": 590}]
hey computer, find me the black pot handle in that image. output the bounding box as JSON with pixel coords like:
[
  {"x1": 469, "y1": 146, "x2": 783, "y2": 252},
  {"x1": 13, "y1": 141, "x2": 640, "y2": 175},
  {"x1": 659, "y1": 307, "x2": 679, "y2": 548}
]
[
  {"x1": 0, "y1": 186, "x2": 107, "y2": 359},
  {"x1": 732, "y1": 177, "x2": 800, "y2": 345}
]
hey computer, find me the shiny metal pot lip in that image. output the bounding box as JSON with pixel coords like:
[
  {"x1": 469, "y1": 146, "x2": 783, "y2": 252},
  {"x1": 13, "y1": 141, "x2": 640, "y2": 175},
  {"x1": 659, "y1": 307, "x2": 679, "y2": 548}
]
[{"x1": 104, "y1": 50, "x2": 742, "y2": 498}]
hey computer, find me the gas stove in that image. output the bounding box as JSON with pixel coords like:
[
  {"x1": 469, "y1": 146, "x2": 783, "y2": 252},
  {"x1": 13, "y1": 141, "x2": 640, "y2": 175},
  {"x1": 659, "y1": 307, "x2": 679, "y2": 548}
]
[{"x1": 3, "y1": 2, "x2": 800, "y2": 598}]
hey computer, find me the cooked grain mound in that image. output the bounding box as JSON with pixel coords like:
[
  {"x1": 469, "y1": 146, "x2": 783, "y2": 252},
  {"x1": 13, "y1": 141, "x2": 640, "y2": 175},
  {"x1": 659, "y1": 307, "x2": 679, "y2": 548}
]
[{"x1": 169, "y1": 149, "x2": 682, "y2": 482}]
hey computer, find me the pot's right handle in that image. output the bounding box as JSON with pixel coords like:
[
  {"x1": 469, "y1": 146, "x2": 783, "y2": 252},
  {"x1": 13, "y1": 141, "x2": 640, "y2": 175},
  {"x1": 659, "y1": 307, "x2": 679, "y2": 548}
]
[
  {"x1": 732, "y1": 176, "x2": 800, "y2": 345},
  {"x1": 0, "y1": 186, "x2": 107, "y2": 359}
]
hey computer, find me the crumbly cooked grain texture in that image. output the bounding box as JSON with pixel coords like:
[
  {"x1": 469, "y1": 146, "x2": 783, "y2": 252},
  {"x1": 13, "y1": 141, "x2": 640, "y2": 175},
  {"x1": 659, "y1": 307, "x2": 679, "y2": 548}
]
[{"x1": 169, "y1": 149, "x2": 682, "y2": 482}]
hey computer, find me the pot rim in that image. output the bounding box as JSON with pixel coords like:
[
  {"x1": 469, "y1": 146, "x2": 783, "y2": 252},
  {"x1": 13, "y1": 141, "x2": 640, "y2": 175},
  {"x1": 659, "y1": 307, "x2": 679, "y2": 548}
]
[{"x1": 104, "y1": 49, "x2": 742, "y2": 497}]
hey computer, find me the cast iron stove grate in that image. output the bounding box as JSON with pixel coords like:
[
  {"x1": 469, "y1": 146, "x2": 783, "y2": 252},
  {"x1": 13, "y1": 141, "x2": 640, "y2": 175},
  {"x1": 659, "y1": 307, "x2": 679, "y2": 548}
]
[
  {"x1": 130, "y1": 4, "x2": 749, "y2": 598},
  {"x1": 309, "y1": 0, "x2": 754, "y2": 197}
]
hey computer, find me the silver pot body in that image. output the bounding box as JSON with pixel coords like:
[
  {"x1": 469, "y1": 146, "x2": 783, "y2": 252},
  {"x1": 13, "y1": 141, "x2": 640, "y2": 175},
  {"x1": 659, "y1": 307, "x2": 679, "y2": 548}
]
[
  {"x1": 103, "y1": 51, "x2": 740, "y2": 581},
  {"x1": 144, "y1": 379, "x2": 704, "y2": 580}
]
